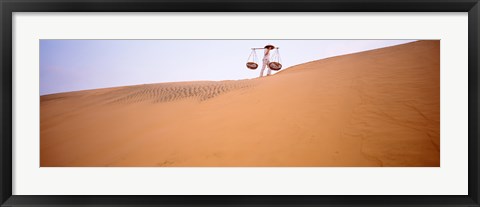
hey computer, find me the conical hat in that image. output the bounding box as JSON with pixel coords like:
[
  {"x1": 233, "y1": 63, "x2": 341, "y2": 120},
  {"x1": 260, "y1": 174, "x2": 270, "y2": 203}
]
[{"x1": 264, "y1": 45, "x2": 275, "y2": 49}]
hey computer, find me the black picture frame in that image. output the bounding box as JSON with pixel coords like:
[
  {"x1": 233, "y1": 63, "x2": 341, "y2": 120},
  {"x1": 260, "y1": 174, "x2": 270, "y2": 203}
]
[{"x1": 1, "y1": 0, "x2": 479, "y2": 206}]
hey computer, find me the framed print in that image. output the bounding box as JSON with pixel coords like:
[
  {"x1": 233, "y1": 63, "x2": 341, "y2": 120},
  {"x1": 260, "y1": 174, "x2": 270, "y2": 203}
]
[{"x1": 1, "y1": 0, "x2": 479, "y2": 206}]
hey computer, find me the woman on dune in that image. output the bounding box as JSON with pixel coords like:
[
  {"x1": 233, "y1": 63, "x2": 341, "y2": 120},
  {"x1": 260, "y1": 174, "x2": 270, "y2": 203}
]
[{"x1": 259, "y1": 45, "x2": 275, "y2": 77}]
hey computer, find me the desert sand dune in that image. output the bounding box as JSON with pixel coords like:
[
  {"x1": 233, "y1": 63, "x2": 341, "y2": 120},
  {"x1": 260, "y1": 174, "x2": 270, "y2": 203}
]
[{"x1": 40, "y1": 40, "x2": 440, "y2": 167}]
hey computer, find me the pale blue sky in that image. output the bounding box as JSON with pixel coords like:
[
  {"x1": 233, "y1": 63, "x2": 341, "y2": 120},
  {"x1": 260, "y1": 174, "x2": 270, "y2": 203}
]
[{"x1": 40, "y1": 40, "x2": 416, "y2": 95}]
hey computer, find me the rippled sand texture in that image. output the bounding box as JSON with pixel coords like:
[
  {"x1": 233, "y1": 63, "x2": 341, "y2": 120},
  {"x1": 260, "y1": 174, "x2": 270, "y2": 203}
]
[{"x1": 40, "y1": 40, "x2": 440, "y2": 167}]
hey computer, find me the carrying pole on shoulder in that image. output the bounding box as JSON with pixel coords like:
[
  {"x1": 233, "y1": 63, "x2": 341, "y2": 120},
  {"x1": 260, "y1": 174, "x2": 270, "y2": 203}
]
[{"x1": 251, "y1": 47, "x2": 280, "y2": 50}]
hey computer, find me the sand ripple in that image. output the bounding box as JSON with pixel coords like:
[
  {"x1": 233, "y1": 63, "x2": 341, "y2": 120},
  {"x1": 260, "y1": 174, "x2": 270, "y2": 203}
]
[{"x1": 107, "y1": 81, "x2": 255, "y2": 104}]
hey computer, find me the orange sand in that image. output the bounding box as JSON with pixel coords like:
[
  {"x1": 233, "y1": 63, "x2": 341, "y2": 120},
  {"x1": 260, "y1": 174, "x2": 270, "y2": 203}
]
[{"x1": 40, "y1": 40, "x2": 440, "y2": 167}]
